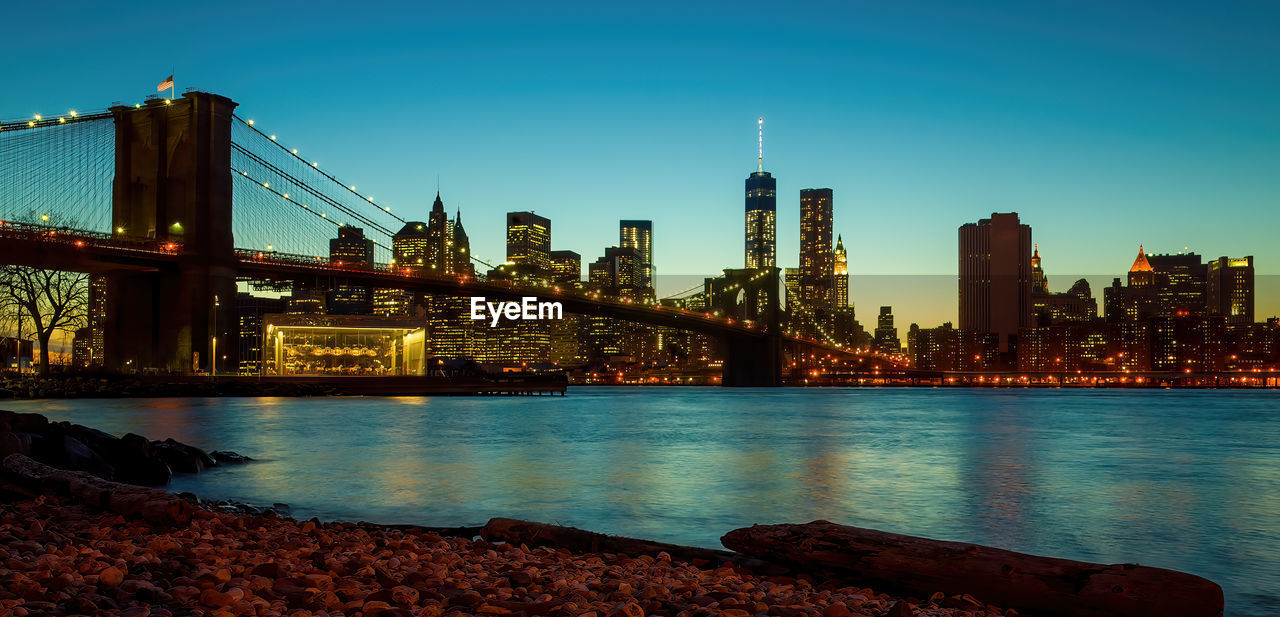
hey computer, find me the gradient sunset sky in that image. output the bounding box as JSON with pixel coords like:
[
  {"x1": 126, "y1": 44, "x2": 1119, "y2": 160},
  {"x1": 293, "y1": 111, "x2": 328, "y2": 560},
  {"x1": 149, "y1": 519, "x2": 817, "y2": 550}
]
[{"x1": 4, "y1": 0, "x2": 1278, "y2": 325}]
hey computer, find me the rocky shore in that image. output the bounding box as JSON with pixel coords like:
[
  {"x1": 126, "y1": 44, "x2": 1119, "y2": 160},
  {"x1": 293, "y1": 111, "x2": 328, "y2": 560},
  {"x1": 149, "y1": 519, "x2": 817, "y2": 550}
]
[
  {"x1": 0, "y1": 408, "x2": 250, "y2": 486},
  {"x1": 0, "y1": 490, "x2": 1001, "y2": 617}
]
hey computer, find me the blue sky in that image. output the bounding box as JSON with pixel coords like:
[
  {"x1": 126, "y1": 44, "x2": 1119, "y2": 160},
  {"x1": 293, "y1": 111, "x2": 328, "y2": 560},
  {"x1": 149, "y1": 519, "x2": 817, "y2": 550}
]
[{"x1": 4, "y1": 0, "x2": 1278, "y2": 323}]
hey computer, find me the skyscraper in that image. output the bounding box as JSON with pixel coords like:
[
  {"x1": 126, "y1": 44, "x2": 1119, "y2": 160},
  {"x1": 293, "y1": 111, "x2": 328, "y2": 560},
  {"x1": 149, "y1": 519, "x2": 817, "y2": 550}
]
[
  {"x1": 426, "y1": 192, "x2": 451, "y2": 272},
  {"x1": 506, "y1": 212, "x2": 552, "y2": 272},
  {"x1": 393, "y1": 221, "x2": 430, "y2": 273},
  {"x1": 745, "y1": 118, "x2": 776, "y2": 269},
  {"x1": 874, "y1": 306, "x2": 901, "y2": 355},
  {"x1": 452, "y1": 209, "x2": 475, "y2": 277},
  {"x1": 1207, "y1": 256, "x2": 1254, "y2": 323},
  {"x1": 619, "y1": 220, "x2": 653, "y2": 289},
  {"x1": 958, "y1": 212, "x2": 1032, "y2": 353},
  {"x1": 833, "y1": 235, "x2": 849, "y2": 309},
  {"x1": 798, "y1": 188, "x2": 834, "y2": 315}
]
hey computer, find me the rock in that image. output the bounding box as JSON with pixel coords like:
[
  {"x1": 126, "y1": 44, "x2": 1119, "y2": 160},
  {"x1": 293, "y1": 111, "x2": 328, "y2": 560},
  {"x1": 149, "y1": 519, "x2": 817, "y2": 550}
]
[
  {"x1": 210, "y1": 450, "x2": 253, "y2": 464},
  {"x1": 887, "y1": 600, "x2": 913, "y2": 617},
  {"x1": 200, "y1": 588, "x2": 235, "y2": 608},
  {"x1": 150, "y1": 439, "x2": 215, "y2": 474},
  {"x1": 608, "y1": 602, "x2": 645, "y2": 617},
  {"x1": 99, "y1": 565, "x2": 125, "y2": 586},
  {"x1": 0, "y1": 431, "x2": 32, "y2": 457},
  {"x1": 60, "y1": 435, "x2": 116, "y2": 479},
  {"x1": 251, "y1": 562, "x2": 285, "y2": 578}
]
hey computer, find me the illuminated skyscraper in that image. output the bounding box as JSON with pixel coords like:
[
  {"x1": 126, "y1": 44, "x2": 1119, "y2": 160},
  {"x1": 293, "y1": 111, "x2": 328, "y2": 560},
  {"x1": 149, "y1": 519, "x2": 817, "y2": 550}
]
[
  {"x1": 798, "y1": 188, "x2": 834, "y2": 316},
  {"x1": 1207, "y1": 256, "x2": 1254, "y2": 323},
  {"x1": 1031, "y1": 244, "x2": 1048, "y2": 295},
  {"x1": 87, "y1": 274, "x2": 107, "y2": 366},
  {"x1": 426, "y1": 192, "x2": 451, "y2": 272},
  {"x1": 452, "y1": 209, "x2": 475, "y2": 277},
  {"x1": 619, "y1": 220, "x2": 653, "y2": 289},
  {"x1": 833, "y1": 235, "x2": 849, "y2": 309},
  {"x1": 393, "y1": 221, "x2": 430, "y2": 273},
  {"x1": 507, "y1": 212, "x2": 552, "y2": 272},
  {"x1": 958, "y1": 212, "x2": 1032, "y2": 353},
  {"x1": 745, "y1": 118, "x2": 776, "y2": 269}
]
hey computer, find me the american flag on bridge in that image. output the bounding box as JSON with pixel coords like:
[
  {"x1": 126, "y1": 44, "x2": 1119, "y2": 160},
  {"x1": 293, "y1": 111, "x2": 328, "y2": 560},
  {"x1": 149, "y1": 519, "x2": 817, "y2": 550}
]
[{"x1": 157, "y1": 75, "x2": 174, "y2": 92}]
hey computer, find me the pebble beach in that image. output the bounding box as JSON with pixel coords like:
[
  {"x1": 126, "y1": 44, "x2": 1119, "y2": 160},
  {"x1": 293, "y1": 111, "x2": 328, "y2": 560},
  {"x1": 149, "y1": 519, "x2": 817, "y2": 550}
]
[{"x1": 0, "y1": 495, "x2": 1015, "y2": 617}]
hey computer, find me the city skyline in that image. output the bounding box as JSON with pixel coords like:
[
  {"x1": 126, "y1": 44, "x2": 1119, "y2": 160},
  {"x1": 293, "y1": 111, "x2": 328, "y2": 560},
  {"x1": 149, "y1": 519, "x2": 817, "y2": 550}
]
[{"x1": 3, "y1": 1, "x2": 1277, "y2": 283}]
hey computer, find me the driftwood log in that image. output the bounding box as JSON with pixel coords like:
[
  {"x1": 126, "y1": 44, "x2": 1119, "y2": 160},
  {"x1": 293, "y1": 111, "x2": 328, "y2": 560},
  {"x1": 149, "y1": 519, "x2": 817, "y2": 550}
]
[
  {"x1": 722, "y1": 521, "x2": 1222, "y2": 617},
  {"x1": 482, "y1": 517, "x2": 775, "y2": 570},
  {"x1": 1, "y1": 453, "x2": 194, "y2": 525}
]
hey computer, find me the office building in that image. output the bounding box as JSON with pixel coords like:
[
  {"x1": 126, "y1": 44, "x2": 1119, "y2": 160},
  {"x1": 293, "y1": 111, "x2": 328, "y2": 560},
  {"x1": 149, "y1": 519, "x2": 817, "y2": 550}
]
[
  {"x1": 874, "y1": 306, "x2": 901, "y2": 355},
  {"x1": 958, "y1": 212, "x2": 1032, "y2": 353},
  {"x1": 1207, "y1": 256, "x2": 1254, "y2": 324},
  {"x1": 619, "y1": 220, "x2": 653, "y2": 289},
  {"x1": 506, "y1": 211, "x2": 552, "y2": 272},
  {"x1": 798, "y1": 188, "x2": 835, "y2": 320}
]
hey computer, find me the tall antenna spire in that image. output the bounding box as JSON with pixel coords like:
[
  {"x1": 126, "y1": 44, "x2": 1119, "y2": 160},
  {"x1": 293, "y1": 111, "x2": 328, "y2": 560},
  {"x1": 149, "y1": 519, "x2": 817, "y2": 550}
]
[{"x1": 757, "y1": 117, "x2": 764, "y2": 173}]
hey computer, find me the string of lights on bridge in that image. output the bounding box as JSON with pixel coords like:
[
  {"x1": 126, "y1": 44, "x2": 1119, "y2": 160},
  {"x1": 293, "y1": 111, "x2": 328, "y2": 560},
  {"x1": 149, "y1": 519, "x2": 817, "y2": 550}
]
[{"x1": 233, "y1": 114, "x2": 408, "y2": 225}]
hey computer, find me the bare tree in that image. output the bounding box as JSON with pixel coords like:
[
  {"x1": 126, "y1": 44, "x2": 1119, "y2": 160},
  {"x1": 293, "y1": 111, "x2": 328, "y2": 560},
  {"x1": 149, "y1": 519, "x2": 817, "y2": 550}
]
[
  {"x1": 0, "y1": 211, "x2": 91, "y2": 376},
  {"x1": 0, "y1": 265, "x2": 88, "y2": 376}
]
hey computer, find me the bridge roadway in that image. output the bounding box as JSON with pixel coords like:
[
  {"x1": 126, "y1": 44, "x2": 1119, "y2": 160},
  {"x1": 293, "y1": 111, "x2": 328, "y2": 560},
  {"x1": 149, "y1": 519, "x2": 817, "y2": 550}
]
[{"x1": 0, "y1": 222, "x2": 904, "y2": 364}]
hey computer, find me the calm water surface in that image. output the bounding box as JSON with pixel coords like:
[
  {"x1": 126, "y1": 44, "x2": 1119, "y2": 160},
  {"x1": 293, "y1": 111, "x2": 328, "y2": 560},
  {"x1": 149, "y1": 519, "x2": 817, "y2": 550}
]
[{"x1": 11, "y1": 388, "x2": 1280, "y2": 616}]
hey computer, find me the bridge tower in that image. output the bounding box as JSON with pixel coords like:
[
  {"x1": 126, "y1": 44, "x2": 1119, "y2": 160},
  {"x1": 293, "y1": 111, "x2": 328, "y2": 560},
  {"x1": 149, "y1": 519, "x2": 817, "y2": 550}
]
[
  {"x1": 713, "y1": 267, "x2": 783, "y2": 386},
  {"x1": 105, "y1": 93, "x2": 238, "y2": 373}
]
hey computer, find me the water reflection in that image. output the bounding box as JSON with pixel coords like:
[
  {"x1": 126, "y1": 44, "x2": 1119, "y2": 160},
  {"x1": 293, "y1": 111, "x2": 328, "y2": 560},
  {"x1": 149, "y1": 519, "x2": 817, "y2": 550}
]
[{"x1": 11, "y1": 388, "x2": 1280, "y2": 617}]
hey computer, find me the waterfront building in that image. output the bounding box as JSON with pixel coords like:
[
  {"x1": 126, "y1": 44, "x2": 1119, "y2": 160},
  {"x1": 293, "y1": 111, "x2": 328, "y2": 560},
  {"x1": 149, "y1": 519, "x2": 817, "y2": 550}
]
[
  {"x1": 909, "y1": 323, "x2": 999, "y2": 371},
  {"x1": 745, "y1": 119, "x2": 776, "y2": 269},
  {"x1": 237, "y1": 292, "x2": 287, "y2": 375},
  {"x1": 1017, "y1": 322, "x2": 1109, "y2": 372},
  {"x1": 1207, "y1": 256, "x2": 1254, "y2": 324},
  {"x1": 958, "y1": 212, "x2": 1032, "y2": 354},
  {"x1": 262, "y1": 314, "x2": 427, "y2": 376},
  {"x1": 619, "y1": 220, "x2": 654, "y2": 289}
]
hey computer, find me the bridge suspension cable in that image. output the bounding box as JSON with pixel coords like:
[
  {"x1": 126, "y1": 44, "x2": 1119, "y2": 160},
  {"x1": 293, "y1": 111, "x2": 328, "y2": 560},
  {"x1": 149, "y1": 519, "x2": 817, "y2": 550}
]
[
  {"x1": 0, "y1": 111, "x2": 113, "y2": 232},
  {"x1": 232, "y1": 114, "x2": 408, "y2": 224}
]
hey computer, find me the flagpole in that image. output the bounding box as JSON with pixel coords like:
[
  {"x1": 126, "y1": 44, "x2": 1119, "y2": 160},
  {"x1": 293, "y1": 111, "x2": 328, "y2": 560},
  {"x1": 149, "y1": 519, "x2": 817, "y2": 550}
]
[{"x1": 170, "y1": 67, "x2": 175, "y2": 99}]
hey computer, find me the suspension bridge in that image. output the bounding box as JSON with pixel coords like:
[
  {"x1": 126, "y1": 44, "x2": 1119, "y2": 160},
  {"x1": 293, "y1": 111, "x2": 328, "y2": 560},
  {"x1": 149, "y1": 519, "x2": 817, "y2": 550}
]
[{"x1": 0, "y1": 91, "x2": 904, "y2": 386}]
